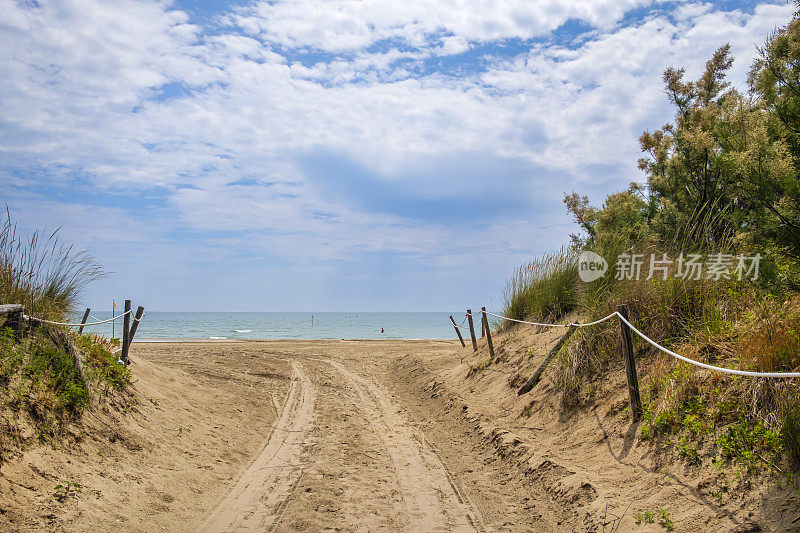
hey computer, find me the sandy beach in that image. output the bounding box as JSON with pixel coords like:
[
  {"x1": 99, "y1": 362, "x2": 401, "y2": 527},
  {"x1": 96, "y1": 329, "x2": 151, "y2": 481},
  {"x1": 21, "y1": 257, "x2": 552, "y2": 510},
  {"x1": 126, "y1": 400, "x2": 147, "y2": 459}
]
[
  {"x1": 3, "y1": 332, "x2": 796, "y2": 531},
  {"x1": 1, "y1": 339, "x2": 548, "y2": 531}
]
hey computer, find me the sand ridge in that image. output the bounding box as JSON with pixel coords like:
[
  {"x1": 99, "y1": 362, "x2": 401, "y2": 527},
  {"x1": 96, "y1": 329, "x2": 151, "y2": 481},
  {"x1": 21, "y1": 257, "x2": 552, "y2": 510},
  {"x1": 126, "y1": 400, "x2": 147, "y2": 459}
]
[
  {"x1": 200, "y1": 361, "x2": 316, "y2": 531},
  {"x1": 323, "y1": 358, "x2": 484, "y2": 532}
]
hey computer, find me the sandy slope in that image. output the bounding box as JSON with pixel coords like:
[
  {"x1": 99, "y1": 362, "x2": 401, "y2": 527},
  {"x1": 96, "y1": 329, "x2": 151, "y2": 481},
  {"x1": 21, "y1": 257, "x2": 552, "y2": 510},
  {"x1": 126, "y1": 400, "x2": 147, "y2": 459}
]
[{"x1": 1, "y1": 335, "x2": 796, "y2": 531}]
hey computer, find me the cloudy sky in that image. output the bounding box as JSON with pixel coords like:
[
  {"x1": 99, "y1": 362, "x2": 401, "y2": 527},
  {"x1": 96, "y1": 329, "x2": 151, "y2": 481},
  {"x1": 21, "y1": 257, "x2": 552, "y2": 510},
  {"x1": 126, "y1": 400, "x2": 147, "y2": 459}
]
[{"x1": 0, "y1": 0, "x2": 794, "y2": 311}]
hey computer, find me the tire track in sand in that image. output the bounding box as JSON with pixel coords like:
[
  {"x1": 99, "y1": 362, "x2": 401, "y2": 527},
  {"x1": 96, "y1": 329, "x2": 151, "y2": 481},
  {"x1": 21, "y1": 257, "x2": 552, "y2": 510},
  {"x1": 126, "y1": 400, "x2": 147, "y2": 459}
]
[
  {"x1": 325, "y1": 359, "x2": 484, "y2": 532},
  {"x1": 199, "y1": 361, "x2": 315, "y2": 532}
]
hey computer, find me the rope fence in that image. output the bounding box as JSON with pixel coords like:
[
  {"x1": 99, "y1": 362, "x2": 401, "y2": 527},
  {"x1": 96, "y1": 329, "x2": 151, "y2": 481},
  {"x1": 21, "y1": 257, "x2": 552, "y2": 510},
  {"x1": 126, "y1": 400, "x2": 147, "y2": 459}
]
[
  {"x1": 451, "y1": 304, "x2": 800, "y2": 421},
  {"x1": 25, "y1": 309, "x2": 134, "y2": 327},
  {"x1": 17, "y1": 299, "x2": 145, "y2": 365}
]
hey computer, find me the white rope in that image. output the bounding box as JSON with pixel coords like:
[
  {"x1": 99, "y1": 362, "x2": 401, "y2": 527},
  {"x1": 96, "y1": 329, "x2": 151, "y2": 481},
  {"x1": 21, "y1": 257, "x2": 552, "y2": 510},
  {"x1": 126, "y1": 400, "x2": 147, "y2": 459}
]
[
  {"x1": 25, "y1": 309, "x2": 133, "y2": 327},
  {"x1": 569, "y1": 313, "x2": 619, "y2": 327},
  {"x1": 92, "y1": 312, "x2": 144, "y2": 323},
  {"x1": 615, "y1": 312, "x2": 800, "y2": 378},
  {"x1": 480, "y1": 309, "x2": 800, "y2": 378},
  {"x1": 484, "y1": 311, "x2": 574, "y2": 328}
]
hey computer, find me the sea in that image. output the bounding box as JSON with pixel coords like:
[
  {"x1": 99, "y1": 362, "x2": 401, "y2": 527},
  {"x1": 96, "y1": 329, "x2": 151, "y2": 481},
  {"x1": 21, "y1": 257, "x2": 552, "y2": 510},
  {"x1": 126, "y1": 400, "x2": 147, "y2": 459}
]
[{"x1": 75, "y1": 311, "x2": 474, "y2": 341}]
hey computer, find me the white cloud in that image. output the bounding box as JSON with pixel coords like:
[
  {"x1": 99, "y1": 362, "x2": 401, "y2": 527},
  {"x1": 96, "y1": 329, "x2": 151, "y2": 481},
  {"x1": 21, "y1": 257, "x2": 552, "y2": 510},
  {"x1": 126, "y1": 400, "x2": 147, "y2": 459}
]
[
  {"x1": 231, "y1": 0, "x2": 659, "y2": 52},
  {"x1": 0, "y1": 0, "x2": 796, "y2": 309}
]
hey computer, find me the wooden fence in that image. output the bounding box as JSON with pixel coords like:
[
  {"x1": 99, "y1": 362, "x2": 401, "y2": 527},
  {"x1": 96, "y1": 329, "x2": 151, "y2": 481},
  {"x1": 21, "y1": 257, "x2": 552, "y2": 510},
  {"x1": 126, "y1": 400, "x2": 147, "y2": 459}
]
[{"x1": 450, "y1": 304, "x2": 643, "y2": 421}]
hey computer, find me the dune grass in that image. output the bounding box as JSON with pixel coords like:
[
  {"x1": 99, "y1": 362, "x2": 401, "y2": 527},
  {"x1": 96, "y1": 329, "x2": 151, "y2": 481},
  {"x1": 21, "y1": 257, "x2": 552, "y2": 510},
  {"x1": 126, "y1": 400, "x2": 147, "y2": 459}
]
[
  {"x1": 502, "y1": 246, "x2": 579, "y2": 325},
  {"x1": 0, "y1": 207, "x2": 105, "y2": 319},
  {"x1": 0, "y1": 209, "x2": 123, "y2": 454}
]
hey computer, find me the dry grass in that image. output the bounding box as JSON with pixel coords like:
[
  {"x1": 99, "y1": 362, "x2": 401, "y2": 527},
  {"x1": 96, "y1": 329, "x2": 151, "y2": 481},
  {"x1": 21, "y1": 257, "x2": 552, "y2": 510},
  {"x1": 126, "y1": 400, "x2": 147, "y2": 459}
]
[
  {"x1": 738, "y1": 296, "x2": 800, "y2": 373},
  {"x1": 0, "y1": 207, "x2": 105, "y2": 319},
  {"x1": 502, "y1": 246, "x2": 579, "y2": 325}
]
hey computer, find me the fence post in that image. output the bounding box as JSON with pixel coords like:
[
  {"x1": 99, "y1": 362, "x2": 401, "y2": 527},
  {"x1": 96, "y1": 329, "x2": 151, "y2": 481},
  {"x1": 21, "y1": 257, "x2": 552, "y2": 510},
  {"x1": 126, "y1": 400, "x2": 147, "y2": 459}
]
[
  {"x1": 482, "y1": 307, "x2": 495, "y2": 358},
  {"x1": 0, "y1": 305, "x2": 26, "y2": 341},
  {"x1": 449, "y1": 315, "x2": 466, "y2": 347},
  {"x1": 481, "y1": 313, "x2": 485, "y2": 337},
  {"x1": 126, "y1": 306, "x2": 145, "y2": 350},
  {"x1": 466, "y1": 309, "x2": 478, "y2": 352},
  {"x1": 518, "y1": 325, "x2": 576, "y2": 395},
  {"x1": 78, "y1": 308, "x2": 91, "y2": 334},
  {"x1": 14, "y1": 306, "x2": 24, "y2": 341},
  {"x1": 121, "y1": 300, "x2": 131, "y2": 364},
  {"x1": 617, "y1": 305, "x2": 643, "y2": 421}
]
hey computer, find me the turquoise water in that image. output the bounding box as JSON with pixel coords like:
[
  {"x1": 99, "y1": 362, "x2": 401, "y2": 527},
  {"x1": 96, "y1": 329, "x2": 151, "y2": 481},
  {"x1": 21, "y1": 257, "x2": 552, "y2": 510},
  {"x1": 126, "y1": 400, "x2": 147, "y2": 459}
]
[{"x1": 76, "y1": 311, "x2": 471, "y2": 340}]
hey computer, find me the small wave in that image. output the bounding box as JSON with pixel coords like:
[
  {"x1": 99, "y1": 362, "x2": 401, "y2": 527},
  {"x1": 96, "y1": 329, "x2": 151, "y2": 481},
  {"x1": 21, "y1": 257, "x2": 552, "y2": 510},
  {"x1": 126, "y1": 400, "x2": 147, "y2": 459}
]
[
  {"x1": 209, "y1": 336, "x2": 228, "y2": 340},
  {"x1": 234, "y1": 329, "x2": 253, "y2": 333}
]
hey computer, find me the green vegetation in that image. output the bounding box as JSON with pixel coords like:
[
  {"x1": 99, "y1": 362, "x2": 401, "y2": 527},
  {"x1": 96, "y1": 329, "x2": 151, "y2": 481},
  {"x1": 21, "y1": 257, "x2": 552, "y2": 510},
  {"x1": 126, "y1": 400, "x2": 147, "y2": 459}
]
[
  {"x1": 635, "y1": 509, "x2": 674, "y2": 531},
  {"x1": 0, "y1": 208, "x2": 104, "y2": 320},
  {"x1": 502, "y1": 246, "x2": 578, "y2": 323},
  {"x1": 53, "y1": 480, "x2": 82, "y2": 503},
  {"x1": 0, "y1": 327, "x2": 129, "y2": 441},
  {"x1": 502, "y1": 7, "x2": 800, "y2": 477},
  {"x1": 0, "y1": 209, "x2": 126, "y2": 459}
]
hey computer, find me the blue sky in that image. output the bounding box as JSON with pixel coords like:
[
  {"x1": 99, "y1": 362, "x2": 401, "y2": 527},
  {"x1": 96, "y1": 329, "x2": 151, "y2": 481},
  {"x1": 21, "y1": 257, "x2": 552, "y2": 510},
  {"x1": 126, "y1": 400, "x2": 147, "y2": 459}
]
[{"x1": 0, "y1": 0, "x2": 794, "y2": 311}]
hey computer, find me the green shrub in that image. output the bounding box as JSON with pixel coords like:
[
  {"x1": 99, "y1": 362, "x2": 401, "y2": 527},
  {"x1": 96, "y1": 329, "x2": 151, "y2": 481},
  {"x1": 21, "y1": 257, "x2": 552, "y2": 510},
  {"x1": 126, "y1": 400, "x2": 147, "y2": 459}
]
[
  {"x1": 78, "y1": 334, "x2": 131, "y2": 392},
  {"x1": 781, "y1": 401, "x2": 800, "y2": 462},
  {"x1": 0, "y1": 327, "x2": 23, "y2": 378}
]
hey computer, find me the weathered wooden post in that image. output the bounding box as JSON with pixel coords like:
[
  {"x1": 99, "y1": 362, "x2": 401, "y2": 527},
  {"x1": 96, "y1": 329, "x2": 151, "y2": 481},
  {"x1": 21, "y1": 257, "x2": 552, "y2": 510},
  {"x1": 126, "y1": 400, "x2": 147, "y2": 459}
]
[
  {"x1": 13, "y1": 306, "x2": 24, "y2": 340},
  {"x1": 126, "y1": 306, "x2": 145, "y2": 350},
  {"x1": 0, "y1": 304, "x2": 25, "y2": 341},
  {"x1": 518, "y1": 325, "x2": 576, "y2": 395},
  {"x1": 466, "y1": 309, "x2": 478, "y2": 352},
  {"x1": 78, "y1": 308, "x2": 91, "y2": 334},
  {"x1": 121, "y1": 299, "x2": 131, "y2": 364},
  {"x1": 449, "y1": 315, "x2": 466, "y2": 348},
  {"x1": 617, "y1": 305, "x2": 643, "y2": 421},
  {"x1": 481, "y1": 314, "x2": 485, "y2": 337},
  {"x1": 482, "y1": 307, "x2": 495, "y2": 359}
]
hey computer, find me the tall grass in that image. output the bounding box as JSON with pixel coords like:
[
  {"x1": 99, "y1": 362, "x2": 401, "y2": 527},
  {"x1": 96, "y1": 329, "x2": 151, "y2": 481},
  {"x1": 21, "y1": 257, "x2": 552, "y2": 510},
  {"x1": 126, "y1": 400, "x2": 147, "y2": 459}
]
[
  {"x1": 0, "y1": 208, "x2": 105, "y2": 318},
  {"x1": 502, "y1": 247, "x2": 579, "y2": 324}
]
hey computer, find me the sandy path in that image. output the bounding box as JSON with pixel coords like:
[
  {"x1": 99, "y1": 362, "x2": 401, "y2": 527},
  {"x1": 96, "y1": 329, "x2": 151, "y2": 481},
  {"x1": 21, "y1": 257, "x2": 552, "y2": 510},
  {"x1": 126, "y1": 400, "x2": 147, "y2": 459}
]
[
  {"x1": 199, "y1": 361, "x2": 316, "y2": 532},
  {"x1": 324, "y1": 358, "x2": 484, "y2": 532},
  {"x1": 1, "y1": 340, "x2": 554, "y2": 531}
]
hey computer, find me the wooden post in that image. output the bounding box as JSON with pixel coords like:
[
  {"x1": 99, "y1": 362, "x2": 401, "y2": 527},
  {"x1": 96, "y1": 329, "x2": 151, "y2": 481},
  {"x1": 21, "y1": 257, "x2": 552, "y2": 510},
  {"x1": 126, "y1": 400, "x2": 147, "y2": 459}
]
[
  {"x1": 121, "y1": 300, "x2": 131, "y2": 364},
  {"x1": 617, "y1": 305, "x2": 643, "y2": 421},
  {"x1": 518, "y1": 325, "x2": 576, "y2": 395},
  {"x1": 466, "y1": 309, "x2": 478, "y2": 352},
  {"x1": 13, "y1": 306, "x2": 24, "y2": 340},
  {"x1": 78, "y1": 308, "x2": 91, "y2": 334},
  {"x1": 0, "y1": 304, "x2": 25, "y2": 341},
  {"x1": 126, "y1": 306, "x2": 144, "y2": 350},
  {"x1": 481, "y1": 313, "x2": 485, "y2": 337},
  {"x1": 482, "y1": 307, "x2": 495, "y2": 359},
  {"x1": 449, "y1": 315, "x2": 466, "y2": 348}
]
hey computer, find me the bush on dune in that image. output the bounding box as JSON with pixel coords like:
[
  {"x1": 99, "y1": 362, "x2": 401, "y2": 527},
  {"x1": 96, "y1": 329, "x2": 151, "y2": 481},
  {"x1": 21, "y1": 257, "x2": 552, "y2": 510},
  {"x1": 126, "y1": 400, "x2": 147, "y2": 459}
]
[{"x1": 502, "y1": 9, "x2": 800, "y2": 471}]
